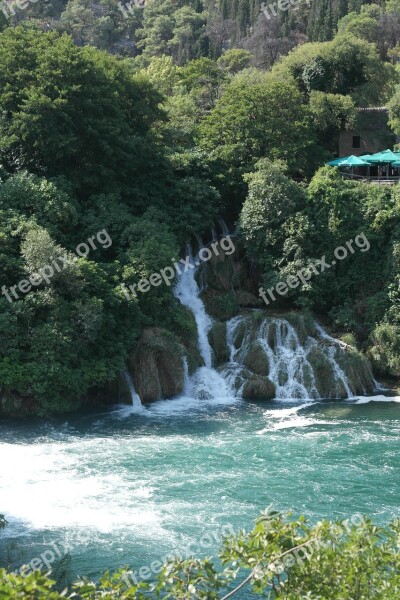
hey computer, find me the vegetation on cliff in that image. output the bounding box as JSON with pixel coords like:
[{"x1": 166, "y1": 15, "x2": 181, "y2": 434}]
[{"x1": 1, "y1": 0, "x2": 400, "y2": 413}]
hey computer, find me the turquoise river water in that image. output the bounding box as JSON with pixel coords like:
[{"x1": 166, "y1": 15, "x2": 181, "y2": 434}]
[{"x1": 0, "y1": 394, "x2": 399, "y2": 596}]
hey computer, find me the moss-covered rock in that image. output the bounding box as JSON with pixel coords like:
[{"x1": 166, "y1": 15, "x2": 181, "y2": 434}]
[
  {"x1": 283, "y1": 311, "x2": 316, "y2": 345},
  {"x1": 130, "y1": 328, "x2": 186, "y2": 402},
  {"x1": 208, "y1": 322, "x2": 228, "y2": 366},
  {"x1": 307, "y1": 346, "x2": 347, "y2": 398},
  {"x1": 171, "y1": 306, "x2": 203, "y2": 374},
  {"x1": 233, "y1": 318, "x2": 248, "y2": 349},
  {"x1": 242, "y1": 375, "x2": 275, "y2": 400},
  {"x1": 203, "y1": 290, "x2": 240, "y2": 321},
  {"x1": 0, "y1": 390, "x2": 38, "y2": 417},
  {"x1": 198, "y1": 247, "x2": 240, "y2": 292},
  {"x1": 266, "y1": 320, "x2": 277, "y2": 350},
  {"x1": 236, "y1": 290, "x2": 262, "y2": 307},
  {"x1": 243, "y1": 341, "x2": 269, "y2": 376},
  {"x1": 336, "y1": 347, "x2": 374, "y2": 395}
]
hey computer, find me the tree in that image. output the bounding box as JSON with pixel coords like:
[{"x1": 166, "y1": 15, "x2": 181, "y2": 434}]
[
  {"x1": 216, "y1": 49, "x2": 253, "y2": 74},
  {"x1": 273, "y1": 33, "x2": 397, "y2": 106},
  {"x1": 239, "y1": 159, "x2": 308, "y2": 285},
  {"x1": 309, "y1": 91, "x2": 357, "y2": 154},
  {"x1": 198, "y1": 73, "x2": 318, "y2": 175},
  {"x1": 0, "y1": 25, "x2": 163, "y2": 200},
  {"x1": 388, "y1": 84, "x2": 400, "y2": 134},
  {"x1": 136, "y1": 0, "x2": 207, "y2": 65}
]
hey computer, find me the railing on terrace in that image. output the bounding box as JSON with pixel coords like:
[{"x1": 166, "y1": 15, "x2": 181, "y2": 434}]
[{"x1": 340, "y1": 173, "x2": 400, "y2": 185}]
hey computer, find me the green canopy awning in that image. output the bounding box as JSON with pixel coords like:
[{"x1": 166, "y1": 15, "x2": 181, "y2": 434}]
[
  {"x1": 328, "y1": 155, "x2": 371, "y2": 167},
  {"x1": 367, "y1": 149, "x2": 399, "y2": 164},
  {"x1": 328, "y1": 155, "x2": 351, "y2": 166}
]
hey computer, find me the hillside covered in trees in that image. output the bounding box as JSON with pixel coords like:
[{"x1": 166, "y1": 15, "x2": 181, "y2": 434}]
[
  {"x1": 3, "y1": 0, "x2": 400, "y2": 66},
  {"x1": 1, "y1": 0, "x2": 400, "y2": 414}
]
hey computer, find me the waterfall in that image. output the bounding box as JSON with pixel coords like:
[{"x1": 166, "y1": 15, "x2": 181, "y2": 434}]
[
  {"x1": 174, "y1": 255, "x2": 235, "y2": 403},
  {"x1": 256, "y1": 319, "x2": 322, "y2": 400},
  {"x1": 172, "y1": 247, "x2": 365, "y2": 404},
  {"x1": 121, "y1": 369, "x2": 143, "y2": 411},
  {"x1": 218, "y1": 218, "x2": 229, "y2": 237},
  {"x1": 174, "y1": 260, "x2": 213, "y2": 369},
  {"x1": 223, "y1": 315, "x2": 357, "y2": 400}
]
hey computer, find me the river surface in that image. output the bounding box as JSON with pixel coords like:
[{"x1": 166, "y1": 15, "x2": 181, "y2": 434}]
[{"x1": 0, "y1": 394, "x2": 399, "y2": 595}]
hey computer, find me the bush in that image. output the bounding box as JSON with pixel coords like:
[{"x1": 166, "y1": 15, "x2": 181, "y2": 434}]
[{"x1": 1, "y1": 510, "x2": 399, "y2": 599}]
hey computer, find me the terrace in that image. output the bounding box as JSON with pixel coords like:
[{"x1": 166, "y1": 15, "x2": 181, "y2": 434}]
[{"x1": 327, "y1": 149, "x2": 400, "y2": 185}]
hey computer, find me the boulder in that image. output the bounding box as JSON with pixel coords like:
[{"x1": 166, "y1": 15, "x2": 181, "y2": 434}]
[
  {"x1": 130, "y1": 328, "x2": 186, "y2": 402},
  {"x1": 242, "y1": 375, "x2": 276, "y2": 400},
  {"x1": 199, "y1": 247, "x2": 240, "y2": 292},
  {"x1": 243, "y1": 341, "x2": 269, "y2": 376},
  {"x1": 203, "y1": 289, "x2": 240, "y2": 321},
  {"x1": 208, "y1": 322, "x2": 229, "y2": 365}
]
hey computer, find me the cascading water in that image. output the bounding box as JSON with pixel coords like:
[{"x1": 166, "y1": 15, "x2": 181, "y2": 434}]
[
  {"x1": 173, "y1": 247, "x2": 367, "y2": 404},
  {"x1": 223, "y1": 314, "x2": 360, "y2": 400},
  {"x1": 174, "y1": 256, "x2": 213, "y2": 369},
  {"x1": 121, "y1": 369, "x2": 144, "y2": 411},
  {"x1": 218, "y1": 218, "x2": 230, "y2": 237},
  {"x1": 173, "y1": 254, "x2": 235, "y2": 403}
]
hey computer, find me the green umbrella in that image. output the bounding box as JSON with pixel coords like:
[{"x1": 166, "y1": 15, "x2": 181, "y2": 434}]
[
  {"x1": 327, "y1": 155, "x2": 371, "y2": 180},
  {"x1": 327, "y1": 155, "x2": 370, "y2": 167},
  {"x1": 367, "y1": 149, "x2": 399, "y2": 164},
  {"x1": 328, "y1": 155, "x2": 351, "y2": 166},
  {"x1": 337, "y1": 155, "x2": 371, "y2": 167}
]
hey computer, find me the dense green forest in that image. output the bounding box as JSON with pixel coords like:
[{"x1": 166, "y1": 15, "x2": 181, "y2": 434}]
[{"x1": 1, "y1": 0, "x2": 400, "y2": 414}]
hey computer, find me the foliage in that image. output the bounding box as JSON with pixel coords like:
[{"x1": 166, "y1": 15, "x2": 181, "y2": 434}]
[
  {"x1": 239, "y1": 161, "x2": 400, "y2": 349},
  {"x1": 136, "y1": 0, "x2": 207, "y2": 65},
  {"x1": 1, "y1": 510, "x2": 399, "y2": 598},
  {"x1": 309, "y1": 91, "x2": 357, "y2": 153},
  {"x1": 198, "y1": 73, "x2": 319, "y2": 212},
  {"x1": 388, "y1": 83, "x2": 400, "y2": 134},
  {"x1": 0, "y1": 25, "x2": 222, "y2": 414},
  {"x1": 273, "y1": 33, "x2": 397, "y2": 106},
  {"x1": 239, "y1": 159, "x2": 307, "y2": 276},
  {"x1": 216, "y1": 49, "x2": 253, "y2": 74},
  {"x1": 1, "y1": 1, "x2": 400, "y2": 409},
  {"x1": 0, "y1": 26, "x2": 164, "y2": 200}
]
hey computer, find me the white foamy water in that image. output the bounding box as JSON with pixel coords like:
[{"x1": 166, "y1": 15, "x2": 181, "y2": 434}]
[
  {"x1": 352, "y1": 394, "x2": 400, "y2": 404},
  {"x1": 174, "y1": 257, "x2": 213, "y2": 369},
  {"x1": 172, "y1": 254, "x2": 239, "y2": 409},
  {"x1": 0, "y1": 396, "x2": 399, "y2": 584},
  {"x1": 257, "y1": 402, "x2": 335, "y2": 432},
  {"x1": 222, "y1": 314, "x2": 359, "y2": 402},
  {"x1": 121, "y1": 369, "x2": 144, "y2": 413},
  {"x1": 0, "y1": 440, "x2": 162, "y2": 534}
]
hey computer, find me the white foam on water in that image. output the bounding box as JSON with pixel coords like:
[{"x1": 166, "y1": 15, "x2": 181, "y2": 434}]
[
  {"x1": 147, "y1": 368, "x2": 239, "y2": 416},
  {"x1": 352, "y1": 395, "x2": 400, "y2": 404},
  {"x1": 112, "y1": 404, "x2": 147, "y2": 418},
  {"x1": 256, "y1": 401, "x2": 336, "y2": 433},
  {"x1": 0, "y1": 440, "x2": 164, "y2": 534},
  {"x1": 121, "y1": 369, "x2": 144, "y2": 412}
]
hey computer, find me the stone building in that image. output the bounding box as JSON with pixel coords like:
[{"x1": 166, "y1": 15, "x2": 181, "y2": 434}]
[{"x1": 339, "y1": 107, "x2": 396, "y2": 157}]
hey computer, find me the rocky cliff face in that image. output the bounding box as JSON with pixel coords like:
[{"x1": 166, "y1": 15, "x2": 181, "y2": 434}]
[
  {"x1": 129, "y1": 328, "x2": 186, "y2": 402},
  {"x1": 0, "y1": 389, "x2": 38, "y2": 417}
]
